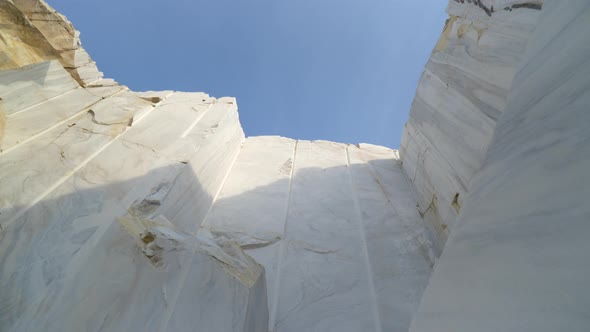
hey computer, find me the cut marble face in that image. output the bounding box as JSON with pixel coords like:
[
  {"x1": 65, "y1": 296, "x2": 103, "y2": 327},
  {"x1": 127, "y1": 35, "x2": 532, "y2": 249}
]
[
  {"x1": 400, "y1": 0, "x2": 544, "y2": 253},
  {"x1": 203, "y1": 139, "x2": 434, "y2": 331}
]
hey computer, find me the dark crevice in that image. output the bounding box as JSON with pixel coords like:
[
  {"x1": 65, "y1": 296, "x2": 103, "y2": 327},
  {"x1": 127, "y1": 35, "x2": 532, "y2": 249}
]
[
  {"x1": 453, "y1": 0, "x2": 542, "y2": 17},
  {"x1": 512, "y1": 3, "x2": 542, "y2": 10}
]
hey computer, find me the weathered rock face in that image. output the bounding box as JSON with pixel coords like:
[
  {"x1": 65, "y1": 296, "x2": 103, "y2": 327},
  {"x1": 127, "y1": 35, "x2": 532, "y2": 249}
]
[
  {"x1": 400, "y1": 0, "x2": 543, "y2": 253},
  {"x1": 0, "y1": 61, "x2": 265, "y2": 331}
]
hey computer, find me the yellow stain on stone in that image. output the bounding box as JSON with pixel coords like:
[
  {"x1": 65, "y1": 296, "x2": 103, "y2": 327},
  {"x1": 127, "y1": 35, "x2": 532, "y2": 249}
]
[
  {"x1": 0, "y1": 108, "x2": 6, "y2": 147},
  {"x1": 0, "y1": 1, "x2": 61, "y2": 70},
  {"x1": 457, "y1": 23, "x2": 486, "y2": 42},
  {"x1": 434, "y1": 15, "x2": 457, "y2": 52},
  {"x1": 110, "y1": 123, "x2": 128, "y2": 139}
]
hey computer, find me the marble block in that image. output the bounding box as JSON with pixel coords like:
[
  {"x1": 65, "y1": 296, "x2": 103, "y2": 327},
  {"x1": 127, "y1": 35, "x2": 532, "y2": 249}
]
[
  {"x1": 409, "y1": 1, "x2": 590, "y2": 331},
  {"x1": 0, "y1": 88, "x2": 256, "y2": 330},
  {"x1": 400, "y1": 0, "x2": 543, "y2": 252}
]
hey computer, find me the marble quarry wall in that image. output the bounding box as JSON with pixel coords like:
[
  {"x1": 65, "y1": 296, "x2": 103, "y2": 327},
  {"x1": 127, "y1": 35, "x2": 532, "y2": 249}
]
[
  {"x1": 2, "y1": 0, "x2": 107, "y2": 85},
  {"x1": 400, "y1": 0, "x2": 544, "y2": 253},
  {"x1": 1, "y1": 0, "x2": 589, "y2": 331},
  {"x1": 408, "y1": 1, "x2": 590, "y2": 331}
]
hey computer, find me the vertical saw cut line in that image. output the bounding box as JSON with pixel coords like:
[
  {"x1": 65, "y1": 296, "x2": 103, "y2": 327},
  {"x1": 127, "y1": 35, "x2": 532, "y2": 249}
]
[
  {"x1": 345, "y1": 146, "x2": 383, "y2": 332},
  {"x1": 361, "y1": 149, "x2": 436, "y2": 264},
  {"x1": 269, "y1": 139, "x2": 297, "y2": 331},
  {"x1": 181, "y1": 102, "x2": 214, "y2": 139}
]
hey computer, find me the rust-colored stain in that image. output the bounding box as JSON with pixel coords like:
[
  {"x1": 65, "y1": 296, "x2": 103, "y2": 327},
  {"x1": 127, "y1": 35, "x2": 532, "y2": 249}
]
[
  {"x1": 434, "y1": 15, "x2": 457, "y2": 52},
  {"x1": 0, "y1": 2, "x2": 61, "y2": 70}
]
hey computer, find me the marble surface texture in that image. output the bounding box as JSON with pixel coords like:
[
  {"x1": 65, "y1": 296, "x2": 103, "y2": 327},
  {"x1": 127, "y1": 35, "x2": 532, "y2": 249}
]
[
  {"x1": 409, "y1": 1, "x2": 590, "y2": 331},
  {"x1": 204, "y1": 139, "x2": 434, "y2": 331},
  {"x1": 1, "y1": 3, "x2": 270, "y2": 327},
  {"x1": 400, "y1": 0, "x2": 543, "y2": 252}
]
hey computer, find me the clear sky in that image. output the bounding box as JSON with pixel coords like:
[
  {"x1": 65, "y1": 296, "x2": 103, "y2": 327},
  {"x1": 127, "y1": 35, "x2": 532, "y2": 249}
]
[{"x1": 49, "y1": 0, "x2": 447, "y2": 148}]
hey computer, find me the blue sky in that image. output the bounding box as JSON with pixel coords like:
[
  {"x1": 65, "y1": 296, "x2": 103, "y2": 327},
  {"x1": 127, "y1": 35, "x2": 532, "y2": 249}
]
[{"x1": 50, "y1": 0, "x2": 447, "y2": 148}]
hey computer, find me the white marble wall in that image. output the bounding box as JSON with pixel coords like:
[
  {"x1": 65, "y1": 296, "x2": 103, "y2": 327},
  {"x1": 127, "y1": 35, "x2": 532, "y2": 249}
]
[
  {"x1": 400, "y1": 0, "x2": 543, "y2": 252},
  {"x1": 1, "y1": 64, "x2": 436, "y2": 330},
  {"x1": 0, "y1": 60, "x2": 79, "y2": 116},
  {"x1": 409, "y1": 1, "x2": 590, "y2": 331},
  {"x1": 8, "y1": 1, "x2": 587, "y2": 331},
  {"x1": 348, "y1": 145, "x2": 434, "y2": 332},
  {"x1": 203, "y1": 139, "x2": 435, "y2": 332},
  {"x1": 0, "y1": 48, "x2": 269, "y2": 329}
]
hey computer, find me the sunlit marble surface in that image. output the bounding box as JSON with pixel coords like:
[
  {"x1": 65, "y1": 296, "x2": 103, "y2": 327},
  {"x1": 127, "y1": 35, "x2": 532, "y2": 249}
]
[
  {"x1": 0, "y1": 80, "x2": 259, "y2": 331},
  {"x1": 10, "y1": 0, "x2": 106, "y2": 85},
  {"x1": 0, "y1": 12, "x2": 264, "y2": 327},
  {"x1": 4, "y1": 6, "x2": 436, "y2": 329}
]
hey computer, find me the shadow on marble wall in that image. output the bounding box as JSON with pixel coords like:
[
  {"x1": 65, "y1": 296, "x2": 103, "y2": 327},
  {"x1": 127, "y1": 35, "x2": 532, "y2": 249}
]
[
  {"x1": 203, "y1": 155, "x2": 434, "y2": 332},
  {"x1": 0, "y1": 156, "x2": 433, "y2": 331},
  {"x1": 0, "y1": 163, "x2": 212, "y2": 330}
]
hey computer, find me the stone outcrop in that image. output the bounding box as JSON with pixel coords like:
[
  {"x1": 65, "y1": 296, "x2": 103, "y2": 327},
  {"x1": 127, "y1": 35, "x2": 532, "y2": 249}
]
[{"x1": 2, "y1": 0, "x2": 108, "y2": 85}]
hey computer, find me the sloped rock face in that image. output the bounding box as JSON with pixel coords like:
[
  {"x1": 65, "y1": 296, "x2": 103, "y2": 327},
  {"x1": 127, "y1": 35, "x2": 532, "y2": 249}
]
[
  {"x1": 203, "y1": 138, "x2": 435, "y2": 331},
  {"x1": 400, "y1": 0, "x2": 543, "y2": 253}
]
